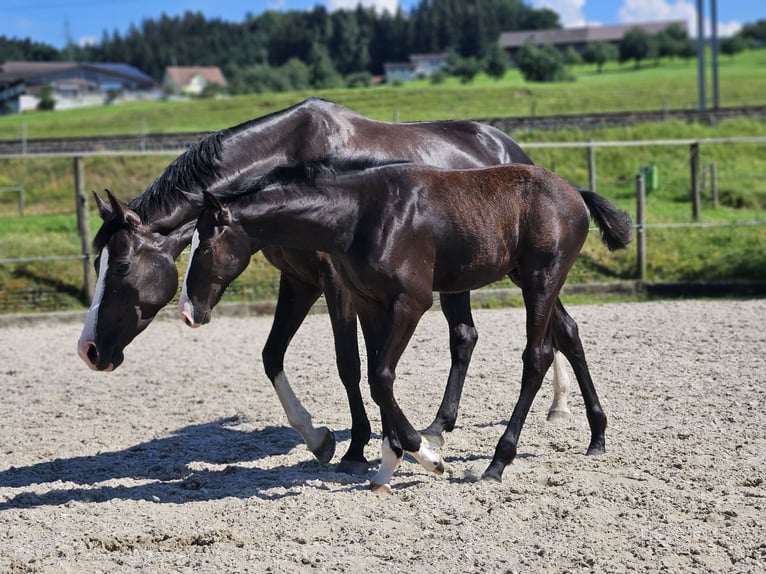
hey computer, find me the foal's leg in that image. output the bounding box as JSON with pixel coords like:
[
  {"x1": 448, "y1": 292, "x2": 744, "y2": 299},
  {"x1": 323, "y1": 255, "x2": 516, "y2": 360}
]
[
  {"x1": 483, "y1": 280, "x2": 559, "y2": 482},
  {"x1": 361, "y1": 298, "x2": 445, "y2": 492},
  {"x1": 550, "y1": 300, "x2": 607, "y2": 455},
  {"x1": 262, "y1": 273, "x2": 335, "y2": 464},
  {"x1": 421, "y1": 291, "x2": 478, "y2": 445},
  {"x1": 321, "y1": 272, "x2": 372, "y2": 475}
]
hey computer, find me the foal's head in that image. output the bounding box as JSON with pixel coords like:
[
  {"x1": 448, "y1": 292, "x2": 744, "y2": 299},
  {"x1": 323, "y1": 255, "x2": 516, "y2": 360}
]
[{"x1": 179, "y1": 191, "x2": 252, "y2": 327}]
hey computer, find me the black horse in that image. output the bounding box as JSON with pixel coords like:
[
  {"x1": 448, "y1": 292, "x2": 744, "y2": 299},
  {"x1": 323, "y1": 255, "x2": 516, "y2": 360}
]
[
  {"x1": 180, "y1": 159, "x2": 632, "y2": 491},
  {"x1": 77, "y1": 97, "x2": 573, "y2": 474}
]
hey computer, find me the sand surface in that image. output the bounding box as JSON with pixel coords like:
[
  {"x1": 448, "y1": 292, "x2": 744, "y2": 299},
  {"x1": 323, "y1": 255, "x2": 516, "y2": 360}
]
[{"x1": 0, "y1": 299, "x2": 764, "y2": 573}]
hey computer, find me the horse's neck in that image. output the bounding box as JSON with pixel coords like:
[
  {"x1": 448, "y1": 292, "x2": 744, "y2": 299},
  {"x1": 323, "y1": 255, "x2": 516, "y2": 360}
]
[{"x1": 235, "y1": 186, "x2": 358, "y2": 254}]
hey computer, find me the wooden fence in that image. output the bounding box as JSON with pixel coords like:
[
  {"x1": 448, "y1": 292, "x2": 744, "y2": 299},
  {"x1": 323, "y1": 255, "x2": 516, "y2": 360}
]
[{"x1": 1, "y1": 136, "x2": 765, "y2": 306}]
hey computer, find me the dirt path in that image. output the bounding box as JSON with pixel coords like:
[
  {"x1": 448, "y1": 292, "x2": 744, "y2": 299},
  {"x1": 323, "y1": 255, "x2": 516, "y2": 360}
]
[{"x1": 1, "y1": 299, "x2": 764, "y2": 573}]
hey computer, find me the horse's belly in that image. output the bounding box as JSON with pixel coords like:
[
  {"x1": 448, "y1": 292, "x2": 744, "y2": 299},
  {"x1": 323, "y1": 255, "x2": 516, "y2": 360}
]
[{"x1": 432, "y1": 267, "x2": 509, "y2": 293}]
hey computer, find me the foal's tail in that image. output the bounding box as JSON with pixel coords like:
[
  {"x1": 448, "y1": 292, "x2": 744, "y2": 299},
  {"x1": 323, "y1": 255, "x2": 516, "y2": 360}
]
[{"x1": 579, "y1": 190, "x2": 633, "y2": 251}]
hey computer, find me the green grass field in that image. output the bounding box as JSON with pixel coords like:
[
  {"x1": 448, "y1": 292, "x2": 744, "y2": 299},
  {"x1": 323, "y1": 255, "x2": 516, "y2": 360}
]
[{"x1": 0, "y1": 49, "x2": 764, "y2": 313}]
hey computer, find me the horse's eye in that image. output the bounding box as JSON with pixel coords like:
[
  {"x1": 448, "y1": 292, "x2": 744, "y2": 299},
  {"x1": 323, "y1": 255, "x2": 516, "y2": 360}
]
[
  {"x1": 201, "y1": 246, "x2": 213, "y2": 256},
  {"x1": 114, "y1": 262, "x2": 130, "y2": 276}
]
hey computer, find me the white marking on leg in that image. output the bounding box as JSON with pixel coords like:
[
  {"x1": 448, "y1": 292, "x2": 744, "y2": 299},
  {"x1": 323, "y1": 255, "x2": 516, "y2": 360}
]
[
  {"x1": 408, "y1": 435, "x2": 444, "y2": 476},
  {"x1": 371, "y1": 437, "x2": 402, "y2": 493},
  {"x1": 547, "y1": 351, "x2": 572, "y2": 421},
  {"x1": 178, "y1": 229, "x2": 200, "y2": 324},
  {"x1": 273, "y1": 371, "x2": 327, "y2": 453},
  {"x1": 77, "y1": 247, "x2": 109, "y2": 358}
]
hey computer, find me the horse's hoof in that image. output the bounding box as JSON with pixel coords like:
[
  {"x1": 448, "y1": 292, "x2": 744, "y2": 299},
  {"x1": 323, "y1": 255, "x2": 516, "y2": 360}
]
[
  {"x1": 336, "y1": 457, "x2": 370, "y2": 475},
  {"x1": 310, "y1": 427, "x2": 336, "y2": 465},
  {"x1": 586, "y1": 443, "x2": 606, "y2": 456},
  {"x1": 370, "y1": 482, "x2": 392, "y2": 495},
  {"x1": 546, "y1": 409, "x2": 571, "y2": 423}
]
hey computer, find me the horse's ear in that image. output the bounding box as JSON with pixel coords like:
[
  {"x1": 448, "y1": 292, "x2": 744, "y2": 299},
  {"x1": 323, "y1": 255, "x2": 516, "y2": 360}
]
[
  {"x1": 106, "y1": 189, "x2": 142, "y2": 229},
  {"x1": 93, "y1": 191, "x2": 112, "y2": 220}
]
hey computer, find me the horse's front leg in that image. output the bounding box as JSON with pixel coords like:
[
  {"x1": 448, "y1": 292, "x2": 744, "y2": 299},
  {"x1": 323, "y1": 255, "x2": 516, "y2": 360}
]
[
  {"x1": 362, "y1": 295, "x2": 444, "y2": 493},
  {"x1": 321, "y1": 269, "x2": 371, "y2": 475},
  {"x1": 262, "y1": 273, "x2": 335, "y2": 465}
]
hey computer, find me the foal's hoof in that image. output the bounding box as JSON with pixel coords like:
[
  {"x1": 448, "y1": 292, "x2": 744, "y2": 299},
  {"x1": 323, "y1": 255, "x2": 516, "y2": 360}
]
[
  {"x1": 546, "y1": 409, "x2": 571, "y2": 423},
  {"x1": 310, "y1": 427, "x2": 336, "y2": 465},
  {"x1": 370, "y1": 482, "x2": 392, "y2": 495},
  {"x1": 481, "y1": 462, "x2": 504, "y2": 483},
  {"x1": 410, "y1": 442, "x2": 444, "y2": 476},
  {"x1": 336, "y1": 457, "x2": 370, "y2": 476}
]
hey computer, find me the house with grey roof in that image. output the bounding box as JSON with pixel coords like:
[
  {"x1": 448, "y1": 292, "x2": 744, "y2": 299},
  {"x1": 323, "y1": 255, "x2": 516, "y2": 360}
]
[
  {"x1": 499, "y1": 20, "x2": 687, "y2": 57},
  {"x1": 0, "y1": 61, "x2": 159, "y2": 112}
]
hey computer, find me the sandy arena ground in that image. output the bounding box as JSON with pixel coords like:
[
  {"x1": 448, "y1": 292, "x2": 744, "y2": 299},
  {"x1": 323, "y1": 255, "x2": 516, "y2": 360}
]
[{"x1": 0, "y1": 299, "x2": 764, "y2": 573}]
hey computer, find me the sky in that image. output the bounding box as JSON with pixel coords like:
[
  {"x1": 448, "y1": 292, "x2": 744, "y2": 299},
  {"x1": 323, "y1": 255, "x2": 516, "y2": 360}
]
[{"x1": 0, "y1": 0, "x2": 761, "y2": 50}]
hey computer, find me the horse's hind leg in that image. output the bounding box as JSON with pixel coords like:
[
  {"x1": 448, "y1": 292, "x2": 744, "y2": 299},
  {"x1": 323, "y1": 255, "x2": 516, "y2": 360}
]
[
  {"x1": 550, "y1": 300, "x2": 607, "y2": 455},
  {"x1": 262, "y1": 273, "x2": 335, "y2": 465},
  {"x1": 322, "y1": 272, "x2": 372, "y2": 475},
  {"x1": 421, "y1": 291, "x2": 478, "y2": 446}
]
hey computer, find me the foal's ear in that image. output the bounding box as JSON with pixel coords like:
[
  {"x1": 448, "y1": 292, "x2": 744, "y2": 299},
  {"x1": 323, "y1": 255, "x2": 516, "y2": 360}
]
[
  {"x1": 105, "y1": 189, "x2": 142, "y2": 229},
  {"x1": 202, "y1": 191, "x2": 232, "y2": 226}
]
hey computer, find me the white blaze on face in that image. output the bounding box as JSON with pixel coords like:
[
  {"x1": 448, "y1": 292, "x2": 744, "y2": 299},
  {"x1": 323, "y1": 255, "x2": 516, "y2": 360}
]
[
  {"x1": 178, "y1": 228, "x2": 200, "y2": 322},
  {"x1": 78, "y1": 246, "x2": 110, "y2": 347}
]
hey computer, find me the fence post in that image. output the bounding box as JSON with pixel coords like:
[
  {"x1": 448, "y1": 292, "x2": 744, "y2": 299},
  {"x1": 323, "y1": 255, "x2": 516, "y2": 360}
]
[
  {"x1": 710, "y1": 162, "x2": 718, "y2": 208},
  {"x1": 690, "y1": 141, "x2": 701, "y2": 221},
  {"x1": 587, "y1": 139, "x2": 596, "y2": 192},
  {"x1": 636, "y1": 172, "x2": 646, "y2": 281},
  {"x1": 18, "y1": 184, "x2": 24, "y2": 216},
  {"x1": 74, "y1": 156, "x2": 94, "y2": 302}
]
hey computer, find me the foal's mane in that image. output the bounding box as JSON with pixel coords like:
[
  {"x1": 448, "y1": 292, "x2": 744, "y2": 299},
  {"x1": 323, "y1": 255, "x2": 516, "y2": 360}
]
[{"x1": 218, "y1": 155, "x2": 409, "y2": 202}]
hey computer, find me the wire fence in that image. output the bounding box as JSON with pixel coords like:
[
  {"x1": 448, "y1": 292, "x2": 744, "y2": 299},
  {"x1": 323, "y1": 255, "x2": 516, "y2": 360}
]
[{"x1": 1, "y1": 137, "x2": 764, "y2": 312}]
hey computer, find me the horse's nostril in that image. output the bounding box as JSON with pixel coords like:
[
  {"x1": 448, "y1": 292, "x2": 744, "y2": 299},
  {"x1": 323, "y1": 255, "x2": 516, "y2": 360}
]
[{"x1": 86, "y1": 342, "x2": 99, "y2": 365}]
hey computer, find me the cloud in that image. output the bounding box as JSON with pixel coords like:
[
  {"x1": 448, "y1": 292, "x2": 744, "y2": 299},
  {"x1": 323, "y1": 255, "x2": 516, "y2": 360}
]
[
  {"x1": 618, "y1": 0, "x2": 741, "y2": 37},
  {"x1": 326, "y1": 0, "x2": 400, "y2": 13},
  {"x1": 530, "y1": 0, "x2": 587, "y2": 27}
]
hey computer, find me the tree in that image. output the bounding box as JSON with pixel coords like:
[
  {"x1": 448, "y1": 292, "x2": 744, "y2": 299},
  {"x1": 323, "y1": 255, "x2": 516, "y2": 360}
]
[
  {"x1": 37, "y1": 85, "x2": 55, "y2": 111},
  {"x1": 516, "y1": 42, "x2": 565, "y2": 82},
  {"x1": 307, "y1": 42, "x2": 343, "y2": 89},
  {"x1": 619, "y1": 27, "x2": 656, "y2": 68},
  {"x1": 564, "y1": 46, "x2": 583, "y2": 66},
  {"x1": 484, "y1": 43, "x2": 509, "y2": 80},
  {"x1": 655, "y1": 22, "x2": 689, "y2": 61},
  {"x1": 582, "y1": 41, "x2": 617, "y2": 73},
  {"x1": 739, "y1": 18, "x2": 766, "y2": 44},
  {"x1": 720, "y1": 36, "x2": 747, "y2": 59},
  {"x1": 451, "y1": 56, "x2": 481, "y2": 84}
]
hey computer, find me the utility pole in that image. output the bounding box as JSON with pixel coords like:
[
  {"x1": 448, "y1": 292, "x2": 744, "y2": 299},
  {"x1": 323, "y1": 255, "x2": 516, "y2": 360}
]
[
  {"x1": 711, "y1": 0, "x2": 720, "y2": 109},
  {"x1": 696, "y1": 0, "x2": 706, "y2": 112}
]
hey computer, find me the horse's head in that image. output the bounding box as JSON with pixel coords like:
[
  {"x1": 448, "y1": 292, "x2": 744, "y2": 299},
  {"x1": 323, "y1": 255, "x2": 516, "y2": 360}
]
[
  {"x1": 179, "y1": 191, "x2": 252, "y2": 327},
  {"x1": 77, "y1": 190, "x2": 180, "y2": 371}
]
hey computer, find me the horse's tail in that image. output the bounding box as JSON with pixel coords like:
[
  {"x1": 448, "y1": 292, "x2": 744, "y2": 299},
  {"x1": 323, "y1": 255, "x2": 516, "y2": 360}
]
[{"x1": 578, "y1": 189, "x2": 633, "y2": 252}]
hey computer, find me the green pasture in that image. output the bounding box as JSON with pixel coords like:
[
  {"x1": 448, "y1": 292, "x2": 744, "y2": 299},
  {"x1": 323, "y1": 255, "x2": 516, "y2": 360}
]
[{"x1": 0, "y1": 50, "x2": 764, "y2": 312}]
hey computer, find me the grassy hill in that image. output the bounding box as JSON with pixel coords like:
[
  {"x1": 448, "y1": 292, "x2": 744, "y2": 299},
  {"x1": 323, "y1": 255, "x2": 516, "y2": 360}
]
[{"x1": 0, "y1": 50, "x2": 764, "y2": 313}]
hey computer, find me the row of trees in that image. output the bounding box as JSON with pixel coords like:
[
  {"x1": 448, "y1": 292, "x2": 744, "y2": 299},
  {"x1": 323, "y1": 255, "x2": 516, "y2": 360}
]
[
  {"x1": 1, "y1": 0, "x2": 558, "y2": 89},
  {"x1": 1, "y1": 1, "x2": 765, "y2": 94}
]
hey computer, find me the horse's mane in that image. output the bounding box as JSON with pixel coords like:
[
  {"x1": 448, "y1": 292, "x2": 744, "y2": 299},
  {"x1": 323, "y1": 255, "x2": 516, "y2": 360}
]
[{"x1": 128, "y1": 130, "x2": 226, "y2": 218}]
